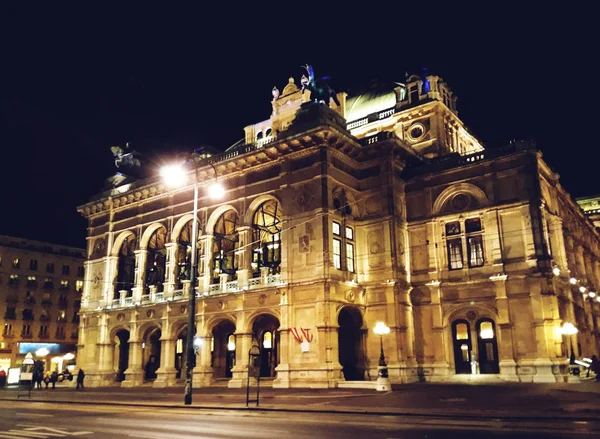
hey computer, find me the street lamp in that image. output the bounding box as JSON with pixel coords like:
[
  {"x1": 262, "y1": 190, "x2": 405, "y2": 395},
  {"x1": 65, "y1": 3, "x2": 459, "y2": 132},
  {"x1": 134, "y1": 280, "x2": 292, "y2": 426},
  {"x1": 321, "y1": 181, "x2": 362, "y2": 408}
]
[
  {"x1": 560, "y1": 322, "x2": 578, "y2": 365},
  {"x1": 373, "y1": 321, "x2": 391, "y2": 392},
  {"x1": 161, "y1": 162, "x2": 224, "y2": 405}
]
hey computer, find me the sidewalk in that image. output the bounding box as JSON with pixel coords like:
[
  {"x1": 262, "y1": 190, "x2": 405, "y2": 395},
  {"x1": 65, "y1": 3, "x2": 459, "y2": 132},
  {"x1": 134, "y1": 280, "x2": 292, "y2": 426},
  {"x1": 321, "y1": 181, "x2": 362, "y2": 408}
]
[{"x1": 2, "y1": 381, "x2": 599, "y2": 421}]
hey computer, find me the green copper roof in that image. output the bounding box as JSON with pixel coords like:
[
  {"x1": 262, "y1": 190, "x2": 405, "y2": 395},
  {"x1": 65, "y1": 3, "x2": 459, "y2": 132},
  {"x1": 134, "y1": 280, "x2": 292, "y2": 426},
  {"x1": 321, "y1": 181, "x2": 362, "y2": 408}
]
[{"x1": 345, "y1": 87, "x2": 398, "y2": 123}]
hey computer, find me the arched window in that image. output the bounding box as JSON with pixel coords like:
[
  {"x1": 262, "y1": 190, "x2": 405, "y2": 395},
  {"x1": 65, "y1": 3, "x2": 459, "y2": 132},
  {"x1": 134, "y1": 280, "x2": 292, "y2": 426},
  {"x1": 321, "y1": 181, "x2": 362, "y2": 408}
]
[
  {"x1": 145, "y1": 228, "x2": 167, "y2": 292},
  {"x1": 212, "y1": 211, "x2": 239, "y2": 283},
  {"x1": 251, "y1": 200, "x2": 281, "y2": 277},
  {"x1": 175, "y1": 221, "x2": 193, "y2": 288},
  {"x1": 117, "y1": 235, "x2": 136, "y2": 297}
]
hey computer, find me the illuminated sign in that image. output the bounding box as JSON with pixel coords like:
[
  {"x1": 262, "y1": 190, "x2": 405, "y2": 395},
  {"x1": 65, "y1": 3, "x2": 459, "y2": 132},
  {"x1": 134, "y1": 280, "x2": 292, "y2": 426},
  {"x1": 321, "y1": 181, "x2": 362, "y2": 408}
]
[{"x1": 7, "y1": 368, "x2": 21, "y2": 385}]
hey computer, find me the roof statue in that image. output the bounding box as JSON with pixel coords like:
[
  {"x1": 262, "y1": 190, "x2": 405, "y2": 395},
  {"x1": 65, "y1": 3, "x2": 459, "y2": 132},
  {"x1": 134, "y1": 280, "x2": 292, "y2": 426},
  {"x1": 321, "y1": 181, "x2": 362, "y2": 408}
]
[
  {"x1": 272, "y1": 86, "x2": 280, "y2": 101},
  {"x1": 301, "y1": 64, "x2": 340, "y2": 107},
  {"x1": 110, "y1": 143, "x2": 142, "y2": 170}
]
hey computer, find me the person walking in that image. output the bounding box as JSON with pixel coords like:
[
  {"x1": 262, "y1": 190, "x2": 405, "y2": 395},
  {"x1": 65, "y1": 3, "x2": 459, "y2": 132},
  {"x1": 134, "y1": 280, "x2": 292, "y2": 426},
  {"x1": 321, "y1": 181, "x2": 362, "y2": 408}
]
[
  {"x1": 50, "y1": 370, "x2": 58, "y2": 389},
  {"x1": 76, "y1": 369, "x2": 85, "y2": 390}
]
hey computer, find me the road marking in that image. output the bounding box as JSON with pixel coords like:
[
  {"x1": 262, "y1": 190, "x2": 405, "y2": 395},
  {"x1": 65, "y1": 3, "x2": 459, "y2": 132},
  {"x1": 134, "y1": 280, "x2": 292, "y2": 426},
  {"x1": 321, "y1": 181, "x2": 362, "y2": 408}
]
[{"x1": 15, "y1": 413, "x2": 54, "y2": 417}]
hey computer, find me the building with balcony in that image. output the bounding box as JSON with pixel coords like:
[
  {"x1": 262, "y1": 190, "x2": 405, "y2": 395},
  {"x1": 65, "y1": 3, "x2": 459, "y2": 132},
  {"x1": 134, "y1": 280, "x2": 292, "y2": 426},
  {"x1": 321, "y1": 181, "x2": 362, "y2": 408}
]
[
  {"x1": 76, "y1": 70, "x2": 600, "y2": 388},
  {"x1": 0, "y1": 235, "x2": 85, "y2": 373}
]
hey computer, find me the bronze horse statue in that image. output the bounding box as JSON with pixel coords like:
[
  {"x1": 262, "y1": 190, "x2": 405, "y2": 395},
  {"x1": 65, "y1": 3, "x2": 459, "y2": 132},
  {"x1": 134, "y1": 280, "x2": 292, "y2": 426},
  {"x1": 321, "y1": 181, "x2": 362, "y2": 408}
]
[{"x1": 301, "y1": 64, "x2": 340, "y2": 107}]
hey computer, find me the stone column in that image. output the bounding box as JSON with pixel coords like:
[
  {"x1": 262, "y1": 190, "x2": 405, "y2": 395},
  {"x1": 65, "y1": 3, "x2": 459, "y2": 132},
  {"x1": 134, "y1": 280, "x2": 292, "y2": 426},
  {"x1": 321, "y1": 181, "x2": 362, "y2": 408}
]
[
  {"x1": 429, "y1": 282, "x2": 450, "y2": 379},
  {"x1": 236, "y1": 226, "x2": 251, "y2": 290},
  {"x1": 193, "y1": 335, "x2": 214, "y2": 387},
  {"x1": 154, "y1": 338, "x2": 177, "y2": 387},
  {"x1": 199, "y1": 235, "x2": 213, "y2": 292},
  {"x1": 132, "y1": 250, "x2": 148, "y2": 303},
  {"x1": 227, "y1": 332, "x2": 253, "y2": 388},
  {"x1": 106, "y1": 256, "x2": 119, "y2": 304},
  {"x1": 163, "y1": 243, "x2": 179, "y2": 300},
  {"x1": 493, "y1": 276, "x2": 518, "y2": 381},
  {"x1": 121, "y1": 313, "x2": 143, "y2": 387}
]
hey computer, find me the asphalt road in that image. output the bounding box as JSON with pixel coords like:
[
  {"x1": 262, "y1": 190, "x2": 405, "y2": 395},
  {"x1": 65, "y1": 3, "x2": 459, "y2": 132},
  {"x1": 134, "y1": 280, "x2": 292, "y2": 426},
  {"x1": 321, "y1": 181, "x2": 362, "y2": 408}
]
[{"x1": 0, "y1": 402, "x2": 597, "y2": 438}]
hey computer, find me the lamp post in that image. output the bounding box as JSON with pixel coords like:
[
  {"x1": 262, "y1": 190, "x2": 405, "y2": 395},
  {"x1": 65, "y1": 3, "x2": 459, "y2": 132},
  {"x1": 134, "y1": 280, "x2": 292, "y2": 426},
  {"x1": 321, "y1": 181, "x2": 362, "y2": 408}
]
[
  {"x1": 373, "y1": 321, "x2": 391, "y2": 391},
  {"x1": 560, "y1": 322, "x2": 578, "y2": 365},
  {"x1": 161, "y1": 163, "x2": 224, "y2": 405}
]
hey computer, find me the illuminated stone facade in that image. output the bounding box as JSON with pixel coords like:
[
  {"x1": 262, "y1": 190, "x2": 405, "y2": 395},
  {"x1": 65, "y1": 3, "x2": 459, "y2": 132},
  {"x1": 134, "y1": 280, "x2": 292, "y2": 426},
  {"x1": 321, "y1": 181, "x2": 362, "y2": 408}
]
[
  {"x1": 0, "y1": 235, "x2": 84, "y2": 371},
  {"x1": 76, "y1": 71, "x2": 600, "y2": 388}
]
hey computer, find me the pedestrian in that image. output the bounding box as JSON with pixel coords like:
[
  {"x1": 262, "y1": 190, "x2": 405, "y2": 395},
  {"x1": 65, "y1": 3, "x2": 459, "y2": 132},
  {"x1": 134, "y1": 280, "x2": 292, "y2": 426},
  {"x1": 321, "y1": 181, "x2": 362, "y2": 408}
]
[
  {"x1": 76, "y1": 369, "x2": 85, "y2": 390},
  {"x1": 0, "y1": 368, "x2": 6, "y2": 388},
  {"x1": 590, "y1": 355, "x2": 600, "y2": 381},
  {"x1": 50, "y1": 370, "x2": 58, "y2": 389}
]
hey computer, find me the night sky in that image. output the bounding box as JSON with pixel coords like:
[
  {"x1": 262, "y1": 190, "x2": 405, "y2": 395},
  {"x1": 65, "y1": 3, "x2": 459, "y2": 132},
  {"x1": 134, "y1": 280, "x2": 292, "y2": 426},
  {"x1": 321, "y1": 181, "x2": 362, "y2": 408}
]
[{"x1": 1, "y1": 5, "x2": 597, "y2": 249}]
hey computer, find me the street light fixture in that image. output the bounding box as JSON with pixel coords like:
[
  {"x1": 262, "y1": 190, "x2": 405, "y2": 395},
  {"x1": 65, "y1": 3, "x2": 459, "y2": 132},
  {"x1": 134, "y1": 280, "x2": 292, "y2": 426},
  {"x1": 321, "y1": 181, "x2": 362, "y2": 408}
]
[
  {"x1": 560, "y1": 322, "x2": 578, "y2": 365},
  {"x1": 373, "y1": 321, "x2": 391, "y2": 391},
  {"x1": 161, "y1": 161, "x2": 225, "y2": 405}
]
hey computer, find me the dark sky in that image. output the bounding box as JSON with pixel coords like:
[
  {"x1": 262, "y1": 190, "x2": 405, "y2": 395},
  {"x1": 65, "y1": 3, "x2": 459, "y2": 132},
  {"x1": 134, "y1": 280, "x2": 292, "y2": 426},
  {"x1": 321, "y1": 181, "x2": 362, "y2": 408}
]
[{"x1": 1, "y1": 4, "x2": 597, "y2": 248}]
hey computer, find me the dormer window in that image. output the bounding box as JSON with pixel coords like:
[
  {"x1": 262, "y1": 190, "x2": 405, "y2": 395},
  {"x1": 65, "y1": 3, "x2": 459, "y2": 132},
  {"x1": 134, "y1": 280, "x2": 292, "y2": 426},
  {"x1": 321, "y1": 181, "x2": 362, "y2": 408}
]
[
  {"x1": 409, "y1": 85, "x2": 419, "y2": 104},
  {"x1": 265, "y1": 128, "x2": 272, "y2": 137},
  {"x1": 256, "y1": 131, "x2": 263, "y2": 140}
]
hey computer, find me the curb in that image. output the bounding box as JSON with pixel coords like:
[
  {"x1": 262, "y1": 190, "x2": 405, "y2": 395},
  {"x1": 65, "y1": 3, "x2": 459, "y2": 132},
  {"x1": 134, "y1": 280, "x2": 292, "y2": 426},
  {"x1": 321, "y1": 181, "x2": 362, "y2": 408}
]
[{"x1": 2, "y1": 396, "x2": 599, "y2": 423}]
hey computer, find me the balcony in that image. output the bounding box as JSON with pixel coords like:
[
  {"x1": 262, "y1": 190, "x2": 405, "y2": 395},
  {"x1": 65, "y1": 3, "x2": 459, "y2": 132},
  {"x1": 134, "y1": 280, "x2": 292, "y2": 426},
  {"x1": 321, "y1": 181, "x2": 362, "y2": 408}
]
[
  {"x1": 2, "y1": 333, "x2": 14, "y2": 338},
  {"x1": 55, "y1": 333, "x2": 66, "y2": 340},
  {"x1": 26, "y1": 280, "x2": 39, "y2": 288},
  {"x1": 21, "y1": 333, "x2": 32, "y2": 339},
  {"x1": 38, "y1": 333, "x2": 49, "y2": 339}
]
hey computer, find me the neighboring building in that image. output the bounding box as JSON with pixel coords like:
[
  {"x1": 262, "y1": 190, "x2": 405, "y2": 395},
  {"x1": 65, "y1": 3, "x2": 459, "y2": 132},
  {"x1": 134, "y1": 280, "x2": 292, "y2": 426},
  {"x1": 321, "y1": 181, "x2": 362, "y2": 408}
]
[
  {"x1": 0, "y1": 235, "x2": 85, "y2": 373},
  {"x1": 577, "y1": 195, "x2": 600, "y2": 228},
  {"x1": 76, "y1": 70, "x2": 600, "y2": 388}
]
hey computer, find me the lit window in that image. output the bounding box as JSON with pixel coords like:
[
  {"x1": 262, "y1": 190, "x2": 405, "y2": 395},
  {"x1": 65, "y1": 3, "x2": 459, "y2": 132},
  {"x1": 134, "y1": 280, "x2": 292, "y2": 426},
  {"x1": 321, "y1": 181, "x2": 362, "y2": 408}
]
[
  {"x1": 263, "y1": 331, "x2": 272, "y2": 349},
  {"x1": 227, "y1": 334, "x2": 236, "y2": 351},
  {"x1": 468, "y1": 236, "x2": 484, "y2": 267},
  {"x1": 332, "y1": 222, "x2": 341, "y2": 236},
  {"x1": 447, "y1": 239, "x2": 463, "y2": 270},
  {"x1": 12, "y1": 258, "x2": 20, "y2": 269},
  {"x1": 176, "y1": 339, "x2": 183, "y2": 354},
  {"x1": 479, "y1": 321, "x2": 494, "y2": 339},
  {"x1": 445, "y1": 222, "x2": 461, "y2": 236},
  {"x1": 61, "y1": 280, "x2": 69, "y2": 288},
  {"x1": 345, "y1": 227, "x2": 353, "y2": 240},
  {"x1": 75, "y1": 280, "x2": 83, "y2": 292},
  {"x1": 333, "y1": 239, "x2": 342, "y2": 269},
  {"x1": 346, "y1": 243, "x2": 355, "y2": 273},
  {"x1": 455, "y1": 323, "x2": 469, "y2": 340}
]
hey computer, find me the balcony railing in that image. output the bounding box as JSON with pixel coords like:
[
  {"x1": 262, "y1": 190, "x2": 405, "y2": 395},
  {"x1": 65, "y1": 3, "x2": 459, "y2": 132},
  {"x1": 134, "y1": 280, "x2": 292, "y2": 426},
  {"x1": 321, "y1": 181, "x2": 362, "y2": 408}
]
[{"x1": 96, "y1": 274, "x2": 286, "y2": 309}]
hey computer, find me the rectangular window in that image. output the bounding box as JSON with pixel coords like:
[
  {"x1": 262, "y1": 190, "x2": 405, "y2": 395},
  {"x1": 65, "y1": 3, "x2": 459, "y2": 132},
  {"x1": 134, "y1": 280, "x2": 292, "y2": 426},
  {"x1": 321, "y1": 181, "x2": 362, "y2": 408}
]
[
  {"x1": 445, "y1": 221, "x2": 461, "y2": 236},
  {"x1": 345, "y1": 227, "x2": 353, "y2": 240},
  {"x1": 46, "y1": 262, "x2": 54, "y2": 273},
  {"x1": 60, "y1": 280, "x2": 69, "y2": 288},
  {"x1": 29, "y1": 259, "x2": 38, "y2": 271},
  {"x1": 12, "y1": 258, "x2": 20, "y2": 269},
  {"x1": 75, "y1": 280, "x2": 83, "y2": 292},
  {"x1": 62, "y1": 265, "x2": 70, "y2": 275},
  {"x1": 77, "y1": 266, "x2": 84, "y2": 277},
  {"x1": 465, "y1": 218, "x2": 482, "y2": 233},
  {"x1": 333, "y1": 238, "x2": 342, "y2": 269},
  {"x1": 332, "y1": 221, "x2": 341, "y2": 236},
  {"x1": 3, "y1": 324, "x2": 12, "y2": 336},
  {"x1": 22, "y1": 324, "x2": 31, "y2": 336},
  {"x1": 9, "y1": 274, "x2": 19, "y2": 284},
  {"x1": 346, "y1": 243, "x2": 355, "y2": 273},
  {"x1": 468, "y1": 236, "x2": 484, "y2": 267},
  {"x1": 447, "y1": 239, "x2": 463, "y2": 270}
]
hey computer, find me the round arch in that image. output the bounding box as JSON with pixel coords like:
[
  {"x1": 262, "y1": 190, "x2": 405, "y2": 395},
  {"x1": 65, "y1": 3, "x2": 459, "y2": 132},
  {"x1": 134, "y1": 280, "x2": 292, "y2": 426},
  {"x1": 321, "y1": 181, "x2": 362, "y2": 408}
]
[
  {"x1": 244, "y1": 194, "x2": 283, "y2": 225},
  {"x1": 335, "y1": 304, "x2": 367, "y2": 329},
  {"x1": 109, "y1": 325, "x2": 131, "y2": 341},
  {"x1": 171, "y1": 214, "x2": 197, "y2": 244},
  {"x1": 432, "y1": 183, "x2": 488, "y2": 216},
  {"x1": 137, "y1": 321, "x2": 162, "y2": 341},
  {"x1": 443, "y1": 302, "x2": 498, "y2": 328},
  {"x1": 244, "y1": 309, "x2": 281, "y2": 333},
  {"x1": 111, "y1": 231, "x2": 136, "y2": 257},
  {"x1": 140, "y1": 223, "x2": 168, "y2": 250},
  {"x1": 204, "y1": 314, "x2": 237, "y2": 334},
  {"x1": 169, "y1": 319, "x2": 190, "y2": 340},
  {"x1": 206, "y1": 205, "x2": 240, "y2": 234},
  {"x1": 331, "y1": 187, "x2": 358, "y2": 218}
]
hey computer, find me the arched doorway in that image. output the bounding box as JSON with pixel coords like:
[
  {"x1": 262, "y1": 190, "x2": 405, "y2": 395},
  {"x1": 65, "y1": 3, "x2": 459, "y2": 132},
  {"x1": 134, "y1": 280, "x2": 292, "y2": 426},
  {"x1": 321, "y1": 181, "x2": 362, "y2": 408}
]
[
  {"x1": 338, "y1": 307, "x2": 366, "y2": 381},
  {"x1": 175, "y1": 327, "x2": 187, "y2": 379},
  {"x1": 476, "y1": 319, "x2": 499, "y2": 374},
  {"x1": 145, "y1": 227, "x2": 167, "y2": 293},
  {"x1": 142, "y1": 327, "x2": 161, "y2": 381},
  {"x1": 252, "y1": 314, "x2": 280, "y2": 378},
  {"x1": 251, "y1": 200, "x2": 282, "y2": 277},
  {"x1": 211, "y1": 320, "x2": 236, "y2": 379},
  {"x1": 452, "y1": 320, "x2": 472, "y2": 374},
  {"x1": 211, "y1": 211, "x2": 239, "y2": 284},
  {"x1": 114, "y1": 329, "x2": 130, "y2": 382},
  {"x1": 116, "y1": 236, "x2": 136, "y2": 297}
]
